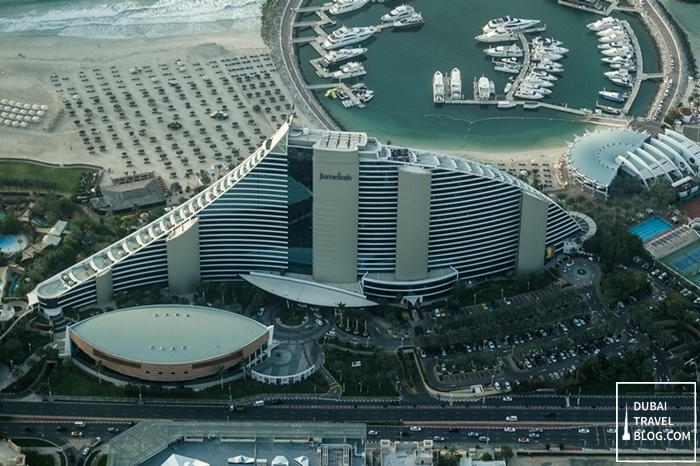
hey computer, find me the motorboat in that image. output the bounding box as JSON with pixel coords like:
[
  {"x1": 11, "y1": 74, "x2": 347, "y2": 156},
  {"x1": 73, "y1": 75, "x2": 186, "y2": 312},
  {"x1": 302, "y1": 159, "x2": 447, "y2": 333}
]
[
  {"x1": 483, "y1": 16, "x2": 540, "y2": 32},
  {"x1": 602, "y1": 54, "x2": 635, "y2": 64},
  {"x1": 477, "y1": 75, "x2": 494, "y2": 99},
  {"x1": 329, "y1": 0, "x2": 369, "y2": 15},
  {"x1": 497, "y1": 100, "x2": 517, "y2": 108},
  {"x1": 504, "y1": 82, "x2": 513, "y2": 93},
  {"x1": 475, "y1": 27, "x2": 517, "y2": 43},
  {"x1": 599, "y1": 33, "x2": 628, "y2": 44},
  {"x1": 320, "y1": 47, "x2": 367, "y2": 65},
  {"x1": 356, "y1": 89, "x2": 374, "y2": 102},
  {"x1": 587, "y1": 16, "x2": 619, "y2": 31},
  {"x1": 328, "y1": 61, "x2": 366, "y2": 79},
  {"x1": 597, "y1": 25, "x2": 624, "y2": 36},
  {"x1": 381, "y1": 4, "x2": 415, "y2": 21},
  {"x1": 610, "y1": 75, "x2": 633, "y2": 87},
  {"x1": 514, "y1": 89, "x2": 544, "y2": 100},
  {"x1": 393, "y1": 13, "x2": 424, "y2": 28},
  {"x1": 433, "y1": 71, "x2": 445, "y2": 103},
  {"x1": 598, "y1": 41, "x2": 630, "y2": 50},
  {"x1": 601, "y1": 46, "x2": 633, "y2": 57},
  {"x1": 598, "y1": 89, "x2": 628, "y2": 102},
  {"x1": 450, "y1": 68, "x2": 462, "y2": 100},
  {"x1": 536, "y1": 58, "x2": 563, "y2": 68},
  {"x1": 520, "y1": 83, "x2": 552, "y2": 95},
  {"x1": 523, "y1": 75, "x2": 554, "y2": 87},
  {"x1": 604, "y1": 68, "x2": 632, "y2": 78},
  {"x1": 533, "y1": 45, "x2": 569, "y2": 54},
  {"x1": 530, "y1": 69, "x2": 558, "y2": 81},
  {"x1": 598, "y1": 104, "x2": 622, "y2": 114},
  {"x1": 323, "y1": 25, "x2": 378, "y2": 49},
  {"x1": 484, "y1": 44, "x2": 523, "y2": 57},
  {"x1": 494, "y1": 62, "x2": 521, "y2": 73},
  {"x1": 532, "y1": 64, "x2": 563, "y2": 73},
  {"x1": 610, "y1": 62, "x2": 636, "y2": 71},
  {"x1": 531, "y1": 37, "x2": 563, "y2": 47},
  {"x1": 531, "y1": 51, "x2": 563, "y2": 61}
]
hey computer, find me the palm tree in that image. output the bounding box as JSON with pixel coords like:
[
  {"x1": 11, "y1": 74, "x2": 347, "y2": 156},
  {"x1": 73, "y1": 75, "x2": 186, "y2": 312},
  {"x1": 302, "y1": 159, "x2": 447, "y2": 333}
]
[
  {"x1": 336, "y1": 302, "x2": 346, "y2": 328},
  {"x1": 217, "y1": 365, "x2": 226, "y2": 389},
  {"x1": 94, "y1": 359, "x2": 103, "y2": 384},
  {"x1": 184, "y1": 172, "x2": 192, "y2": 188}
]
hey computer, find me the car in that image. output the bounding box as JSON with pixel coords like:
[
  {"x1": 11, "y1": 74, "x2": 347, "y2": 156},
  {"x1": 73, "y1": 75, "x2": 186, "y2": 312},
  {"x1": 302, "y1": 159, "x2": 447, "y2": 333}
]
[
  {"x1": 504, "y1": 297, "x2": 512, "y2": 305},
  {"x1": 652, "y1": 354, "x2": 658, "y2": 363},
  {"x1": 433, "y1": 436, "x2": 445, "y2": 442},
  {"x1": 607, "y1": 427, "x2": 616, "y2": 434},
  {"x1": 663, "y1": 428, "x2": 673, "y2": 434},
  {"x1": 529, "y1": 428, "x2": 543, "y2": 433},
  {"x1": 468, "y1": 432, "x2": 479, "y2": 437},
  {"x1": 503, "y1": 396, "x2": 513, "y2": 401},
  {"x1": 107, "y1": 427, "x2": 119, "y2": 433},
  {"x1": 504, "y1": 427, "x2": 516, "y2": 433},
  {"x1": 524, "y1": 360, "x2": 532, "y2": 369},
  {"x1": 442, "y1": 349, "x2": 447, "y2": 357},
  {"x1": 578, "y1": 428, "x2": 590, "y2": 434},
  {"x1": 494, "y1": 381, "x2": 501, "y2": 390},
  {"x1": 434, "y1": 309, "x2": 441, "y2": 318},
  {"x1": 82, "y1": 448, "x2": 90, "y2": 457},
  {"x1": 24, "y1": 427, "x2": 34, "y2": 432},
  {"x1": 448, "y1": 427, "x2": 460, "y2": 433},
  {"x1": 368, "y1": 430, "x2": 378, "y2": 436},
  {"x1": 504, "y1": 381, "x2": 511, "y2": 390},
  {"x1": 518, "y1": 437, "x2": 530, "y2": 443},
  {"x1": 566, "y1": 261, "x2": 575, "y2": 267},
  {"x1": 271, "y1": 399, "x2": 284, "y2": 405},
  {"x1": 506, "y1": 415, "x2": 518, "y2": 421},
  {"x1": 71, "y1": 431, "x2": 83, "y2": 437},
  {"x1": 410, "y1": 426, "x2": 422, "y2": 432},
  {"x1": 544, "y1": 412, "x2": 556, "y2": 418},
  {"x1": 529, "y1": 432, "x2": 540, "y2": 438},
  {"x1": 478, "y1": 436, "x2": 490, "y2": 443},
  {"x1": 488, "y1": 341, "x2": 495, "y2": 350},
  {"x1": 316, "y1": 319, "x2": 324, "y2": 326},
  {"x1": 634, "y1": 427, "x2": 645, "y2": 434},
  {"x1": 420, "y1": 350, "x2": 426, "y2": 358},
  {"x1": 56, "y1": 426, "x2": 67, "y2": 431}
]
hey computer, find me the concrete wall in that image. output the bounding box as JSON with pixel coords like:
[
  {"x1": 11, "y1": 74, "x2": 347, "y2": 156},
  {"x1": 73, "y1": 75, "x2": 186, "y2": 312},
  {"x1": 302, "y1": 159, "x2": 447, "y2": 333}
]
[
  {"x1": 395, "y1": 166, "x2": 431, "y2": 280},
  {"x1": 95, "y1": 269, "x2": 113, "y2": 306},
  {"x1": 166, "y1": 217, "x2": 200, "y2": 295},
  {"x1": 312, "y1": 147, "x2": 359, "y2": 283},
  {"x1": 516, "y1": 193, "x2": 548, "y2": 275}
]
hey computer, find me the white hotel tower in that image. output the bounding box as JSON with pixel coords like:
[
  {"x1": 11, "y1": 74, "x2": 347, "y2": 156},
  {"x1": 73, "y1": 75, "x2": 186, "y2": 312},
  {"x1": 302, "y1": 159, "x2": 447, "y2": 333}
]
[{"x1": 32, "y1": 116, "x2": 585, "y2": 314}]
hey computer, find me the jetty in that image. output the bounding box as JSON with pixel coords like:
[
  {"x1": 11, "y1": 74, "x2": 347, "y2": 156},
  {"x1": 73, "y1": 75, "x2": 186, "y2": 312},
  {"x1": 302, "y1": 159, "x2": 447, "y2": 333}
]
[
  {"x1": 506, "y1": 32, "x2": 531, "y2": 101},
  {"x1": 558, "y1": 0, "x2": 618, "y2": 16},
  {"x1": 620, "y1": 20, "x2": 644, "y2": 115}
]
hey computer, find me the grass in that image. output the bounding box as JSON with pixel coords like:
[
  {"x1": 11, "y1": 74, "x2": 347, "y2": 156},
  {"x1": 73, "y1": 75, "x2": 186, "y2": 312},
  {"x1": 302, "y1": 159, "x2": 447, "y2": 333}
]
[
  {"x1": 13, "y1": 439, "x2": 56, "y2": 447},
  {"x1": 52, "y1": 372, "x2": 120, "y2": 397},
  {"x1": 278, "y1": 307, "x2": 305, "y2": 326},
  {"x1": 26, "y1": 334, "x2": 52, "y2": 354},
  {"x1": 25, "y1": 452, "x2": 56, "y2": 466},
  {"x1": 325, "y1": 348, "x2": 399, "y2": 397},
  {"x1": 474, "y1": 281, "x2": 522, "y2": 303},
  {"x1": 0, "y1": 162, "x2": 92, "y2": 194},
  {"x1": 96, "y1": 455, "x2": 108, "y2": 466}
]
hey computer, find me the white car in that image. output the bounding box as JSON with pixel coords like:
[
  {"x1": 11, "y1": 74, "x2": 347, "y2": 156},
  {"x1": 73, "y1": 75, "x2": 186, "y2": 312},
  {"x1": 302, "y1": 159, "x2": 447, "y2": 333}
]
[
  {"x1": 368, "y1": 430, "x2": 378, "y2": 436},
  {"x1": 578, "y1": 428, "x2": 590, "y2": 434},
  {"x1": 410, "y1": 426, "x2": 422, "y2": 432},
  {"x1": 503, "y1": 396, "x2": 513, "y2": 401},
  {"x1": 529, "y1": 432, "x2": 540, "y2": 438},
  {"x1": 504, "y1": 381, "x2": 511, "y2": 390},
  {"x1": 607, "y1": 427, "x2": 616, "y2": 434},
  {"x1": 504, "y1": 427, "x2": 516, "y2": 433}
]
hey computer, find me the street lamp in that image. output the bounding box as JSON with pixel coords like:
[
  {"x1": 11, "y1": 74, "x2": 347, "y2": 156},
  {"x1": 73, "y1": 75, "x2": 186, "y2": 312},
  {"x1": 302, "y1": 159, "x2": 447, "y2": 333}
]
[
  {"x1": 400, "y1": 337, "x2": 404, "y2": 349},
  {"x1": 473, "y1": 294, "x2": 477, "y2": 305},
  {"x1": 527, "y1": 282, "x2": 530, "y2": 292},
  {"x1": 366, "y1": 335, "x2": 370, "y2": 347},
  {"x1": 28, "y1": 343, "x2": 32, "y2": 353},
  {"x1": 501, "y1": 288, "x2": 504, "y2": 299}
]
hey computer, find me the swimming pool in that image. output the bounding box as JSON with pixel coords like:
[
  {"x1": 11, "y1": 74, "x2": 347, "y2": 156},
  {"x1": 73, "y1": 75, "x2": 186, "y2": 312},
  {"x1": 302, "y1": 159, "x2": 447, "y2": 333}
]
[
  {"x1": 629, "y1": 217, "x2": 672, "y2": 242},
  {"x1": 0, "y1": 234, "x2": 27, "y2": 254}
]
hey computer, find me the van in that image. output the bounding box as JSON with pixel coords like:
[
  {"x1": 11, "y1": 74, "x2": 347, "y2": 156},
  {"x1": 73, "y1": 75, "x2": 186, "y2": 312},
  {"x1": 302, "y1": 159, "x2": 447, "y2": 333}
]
[
  {"x1": 506, "y1": 416, "x2": 518, "y2": 422},
  {"x1": 254, "y1": 400, "x2": 265, "y2": 407},
  {"x1": 74, "y1": 421, "x2": 86, "y2": 428}
]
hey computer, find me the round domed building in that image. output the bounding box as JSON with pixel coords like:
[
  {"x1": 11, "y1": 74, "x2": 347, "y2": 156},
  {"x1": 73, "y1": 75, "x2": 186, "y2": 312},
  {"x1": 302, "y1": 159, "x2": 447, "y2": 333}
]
[{"x1": 66, "y1": 305, "x2": 273, "y2": 382}]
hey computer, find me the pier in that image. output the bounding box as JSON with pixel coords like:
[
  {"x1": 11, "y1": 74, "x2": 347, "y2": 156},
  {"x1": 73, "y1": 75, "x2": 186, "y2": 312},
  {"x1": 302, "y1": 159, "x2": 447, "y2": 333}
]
[
  {"x1": 506, "y1": 32, "x2": 531, "y2": 101},
  {"x1": 620, "y1": 20, "x2": 644, "y2": 115},
  {"x1": 558, "y1": 0, "x2": 618, "y2": 16}
]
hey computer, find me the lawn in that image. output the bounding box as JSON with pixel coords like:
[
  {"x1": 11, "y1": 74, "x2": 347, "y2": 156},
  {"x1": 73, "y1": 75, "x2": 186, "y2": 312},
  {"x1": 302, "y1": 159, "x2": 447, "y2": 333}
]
[
  {"x1": 52, "y1": 372, "x2": 120, "y2": 397},
  {"x1": 13, "y1": 439, "x2": 56, "y2": 447},
  {"x1": 25, "y1": 452, "x2": 55, "y2": 466},
  {"x1": 324, "y1": 347, "x2": 399, "y2": 397},
  {"x1": 0, "y1": 162, "x2": 92, "y2": 194},
  {"x1": 474, "y1": 281, "x2": 521, "y2": 303}
]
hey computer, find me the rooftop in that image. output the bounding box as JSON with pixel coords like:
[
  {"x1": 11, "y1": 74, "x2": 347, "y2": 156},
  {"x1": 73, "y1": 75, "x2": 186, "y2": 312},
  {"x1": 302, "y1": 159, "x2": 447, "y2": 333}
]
[{"x1": 69, "y1": 305, "x2": 269, "y2": 364}]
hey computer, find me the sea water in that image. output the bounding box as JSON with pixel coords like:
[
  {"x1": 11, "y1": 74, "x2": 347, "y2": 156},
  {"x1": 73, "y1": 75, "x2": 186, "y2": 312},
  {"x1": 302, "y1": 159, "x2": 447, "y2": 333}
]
[{"x1": 296, "y1": 0, "x2": 664, "y2": 153}]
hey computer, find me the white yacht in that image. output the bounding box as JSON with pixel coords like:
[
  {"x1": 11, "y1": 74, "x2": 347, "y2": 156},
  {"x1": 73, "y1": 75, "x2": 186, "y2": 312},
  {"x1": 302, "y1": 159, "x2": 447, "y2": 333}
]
[
  {"x1": 381, "y1": 4, "x2": 414, "y2": 22},
  {"x1": 494, "y1": 62, "x2": 521, "y2": 73},
  {"x1": 610, "y1": 75, "x2": 633, "y2": 87},
  {"x1": 329, "y1": 0, "x2": 369, "y2": 15},
  {"x1": 531, "y1": 37, "x2": 563, "y2": 47},
  {"x1": 599, "y1": 33, "x2": 628, "y2": 44},
  {"x1": 604, "y1": 68, "x2": 632, "y2": 78},
  {"x1": 533, "y1": 63, "x2": 564, "y2": 73},
  {"x1": 533, "y1": 45, "x2": 569, "y2": 54},
  {"x1": 531, "y1": 69, "x2": 558, "y2": 81},
  {"x1": 329, "y1": 61, "x2": 366, "y2": 79},
  {"x1": 587, "y1": 16, "x2": 619, "y2": 31},
  {"x1": 433, "y1": 71, "x2": 445, "y2": 103},
  {"x1": 597, "y1": 26, "x2": 624, "y2": 37},
  {"x1": 394, "y1": 13, "x2": 424, "y2": 28},
  {"x1": 601, "y1": 46, "x2": 633, "y2": 57},
  {"x1": 598, "y1": 41, "x2": 630, "y2": 50},
  {"x1": 450, "y1": 68, "x2": 462, "y2": 100},
  {"x1": 323, "y1": 25, "x2": 378, "y2": 50},
  {"x1": 598, "y1": 90, "x2": 628, "y2": 102},
  {"x1": 483, "y1": 16, "x2": 540, "y2": 32},
  {"x1": 497, "y1": 100, "x2": 517, "y2": 108},
  {"x1": 477, "y1": 75, "x2": 494, "y2": 99},
  {"x1": 484, "y1": 44, "x2": 523, "y2": 57},
  {"x1": 320, "y1": 47, "x2": 368, "y2": 65},
  {"x1": 514, "y1": 89, "x2": 544, "y2": 100},
  {"x1": 523, "y1": 74, "x2": 554, "y2": 87},
  {"x1": 610, "y1": 62, "x2": 636, "y2": 71},
  {"x1": 475, "y1": 27, "x2": 517, "y2": 43},
  {"x1": 520, "y1": 83, "x2": 551, "y2": 95},
  {"x1": 532, "y1": 51, "x2": 563, "y2": 61},
  {"x1": 602, "y1": 54, "x2": 635, "y2": 64}
]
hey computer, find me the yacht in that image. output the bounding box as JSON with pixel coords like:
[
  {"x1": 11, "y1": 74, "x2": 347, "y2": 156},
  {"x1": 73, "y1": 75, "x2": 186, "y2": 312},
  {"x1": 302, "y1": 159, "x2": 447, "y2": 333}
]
[
  {"x1": 497, "y1": 100, "x2": 517, "y2": 108},
  {"x1": 504, "y1": 82, "x2": 513, "y2": 94},
  {"x1": 598, "y1": 41, "x2": 630, "y2": 50},
  {"x1": 494, "y1": 62, "x2": 521, "y2": 73},
  {"x1": 320, "y1": 47, "x2": 368, "y2": 65},
  {"x1": 323, "y1": 25, "x2": 378, "y2": 50},
  {"x1": 610, "y1": 62, "x2": 636, "y2": 71},
  {"x1": 598, "y1": 89, "x2": 628, "y2": 102},
  {"x1": 531, "y1": 37, "x2": 563, "y2": 47},
  {"x1": 329, "y1": 0, "x2": 369, "y2": 15},
  {"x1": 484, "y1": 44, "x2": 523, "y2": 57},
  {"x1": 610, "y1": 75, "x2": 633, "y2": 87},
  {"x1": 483, "y1": 16, "x2": 540, "y2": 32},
  {"x1": 601, "y1": 46, "x2": 633, "y2": 57},
  {"x1": 533, "y1": 45, "x2": 569, "y2": 54},
  {"x1": 532, "y1": 51, "x2": 563, "y2": 61},
  {"x1": 523, "y1": 75, "x2": 554, "y2": 87},
  {"x1": 514, "y1": 89, "x2": 544, "y2": 100},
  {"x1": 520, "y1": 83, "x2": 551, "y2": 95},
  {"x1": 381, "y1": 4, "x2": 415, "y2": 22},
  {"x1": 532, "y1": 64, "x2": 563, "y2": 73},
  {"x1": 536, "y1": 58, "x2": 563, "y2": 68},
  {"x1": 477, "y1": 75, "x2": 494, "y2": 99},
  {"x1": 599, "y1": 33, "x2": 628, "y2": 44},
  {"x1": 475, "y1": 27, "x2": 517, "y2": 42},
  {"x1": 587, "y1": 16, "x2": 619, "y2": 31},
  {"x1": 394, "y1": 13, "x2": 424, "y2": 28},
  {"x1": 531, "y1": 69, "x2": 558, "y2": 81},
  {"x1": 450, "y1": 68, "x2": 462, "y2": 100},
  {"x1": 433, "y1": 71, "x2": 445, "y2": 103},
  {"x1": 328, "y1": 61, "x2": 366, "y2": 79},
  {"x1": 602, "y1": 54, "x2": 635, "y2": 64},
  {"x1": 604, "y1": 68, "x2": 632, "y2": 78},
  {"x1": 597, "y1": 25, "x2": 624, "y2": 36}
]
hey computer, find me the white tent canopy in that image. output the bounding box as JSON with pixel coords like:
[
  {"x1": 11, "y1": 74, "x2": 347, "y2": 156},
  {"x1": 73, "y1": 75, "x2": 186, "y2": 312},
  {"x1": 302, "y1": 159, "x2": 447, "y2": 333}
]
[
  {"x1": 228, "y1": 457, "x2": 254, "y2": 464},
  {"x1": 272, "y1": 457, "x2": 289, "y2": 466},
  {"x1": 162, "y1": 454, "x2": 209, "y2": 466},
  {"x1": 294, "y1": 457, "x2": 309, "y2": 466}
]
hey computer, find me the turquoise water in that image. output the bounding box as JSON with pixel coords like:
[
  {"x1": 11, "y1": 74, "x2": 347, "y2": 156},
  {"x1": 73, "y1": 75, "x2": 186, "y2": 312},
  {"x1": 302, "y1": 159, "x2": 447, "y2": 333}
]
[
  {"x1": 296, "y1": 0, "x2": 662, "y2": 152},
  {"x1": 662, "y1": 0, "x2": 700, "y2": 59},
  {"x1": 0, "y1": 235, "x2": 22, "y2": 252},
  {"x1": 629, "y1": 216, "x2": 672, "y2": 241}
]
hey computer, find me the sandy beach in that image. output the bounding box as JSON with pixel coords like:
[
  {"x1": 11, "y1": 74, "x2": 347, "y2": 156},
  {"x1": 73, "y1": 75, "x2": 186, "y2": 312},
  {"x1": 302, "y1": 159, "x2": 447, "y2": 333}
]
[{"x1": 0, "y1": 31, "x2": 313, "y2": 190}]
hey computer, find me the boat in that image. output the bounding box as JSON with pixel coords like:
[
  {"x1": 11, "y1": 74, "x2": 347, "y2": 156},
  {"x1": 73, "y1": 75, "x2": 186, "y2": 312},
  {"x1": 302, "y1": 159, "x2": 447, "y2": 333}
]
[
  {"x1": 601, "y1": 46, "x2": 633, "y2": 57},
  {"x1": 599, "y1": 33, "x2": 628, "y2": 44},
  {"x1": 598, "y1": 104, "x2": 622, "y2": 114},
  {"x1": 520, "y1": 83, "x2": 551, "y2": 95},
  {"x1": 523, "y1": 75, "x2": 554, "y2": 87},
  {"x1": 433, "y1": 71, "x2": 445, "y2": 103},
  {"x1": 329, "y1": 0, "x2": 369, "y2": 15},
  {"x1": 494, "y1": 62, "x2": 521, "y2": 73},
  {"x1": 393, "y1": 13, "x2": 424, "y2": 28},
  {"x1": 598, "y1": 41, "x2": 630, "y2": 50},
  {"x1": 523, "y1": 102, "x2": 541, "y2": 109},
  {"x1": 320, "y1": 47, "x2": 368, "y2": 65},
  {"x1": 483, "y1": 16, "x2": 540, "y2": 32},
  {"x1": 450, "y1": 68, "x2": 462, "y2": 100},
  {"x1": 604, "y1": 68, "x2": 632, "y2": 78},
  {"x1": 328, "y1": 61, "x2": 366, "y2": 79},
  {"x1": 597, "y1": 26, "x2": 624, "y2": 37},
  {"x1": 475, "y1": 27, "x2": 517, "y2": 43},
  {"x1": 532, "y1": 64, "x2": 563, "y2": 74},
  {"x1": 533, "y1": 45, "x2": 569, "y2": 54},
  {"x1": 477, "y1": 75, "x2": 494, "y2": 99},
  {"x1": 602, "y1": 54, "x2": 635, "y2": 64},
  {"x1": 530, "y1": 70, "x2": 558, "y2": 81},
  {"x1": 497, "y1": 100, "x2": 517, "y2": 108},
  {"x1": 381, "y1": 4, "x2": 415, "y2": 21},
  {"x1": 535, "y1": 58, "x2": 563, "y2": 68},
  {"x1": 531, "y1": 51, "x2": 563, "y2": 61},
  {"x1": 531, "y1": 37, "x2": 563, "y2": 47},
  {"x1": 610, "y1": 62, "x2": 636, "y2": 71},
  {"x1": 514, "y1": 89, "x2": 544, "y2": 100},
  {"x1": 610, "y1": 75, "x2": 633, "y2": 87},
  {"x1": 356, "y1": 89, "x2": 374, "y2": 102},
  {"x1": 599, "y1": 89, "x2": 628, "y2": 102},
  {"x1": 587, "y1": 16, "x2": 619, "y2": 31},
  {"x1": 322, "y1": 25, "x2": 378, "y2": 50},
  {"x1": 484, "y1": 44, "x2": 523, "y2": 57},
  {"x1": 504, "y1": 82, "x2": 513, "y2": 93}
]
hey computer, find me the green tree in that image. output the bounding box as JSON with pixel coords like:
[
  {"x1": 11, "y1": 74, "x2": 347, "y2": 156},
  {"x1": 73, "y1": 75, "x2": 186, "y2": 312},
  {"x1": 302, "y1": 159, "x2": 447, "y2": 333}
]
[
  {"x1": 480, "y1": 453, "x2": 492, "y2": 461},
  {"x1": 500, "y1": 445, "x2": 514, "y2": 463},
  {"x1": 94, "y1": 359, "x2": 103, "y2": 384}
]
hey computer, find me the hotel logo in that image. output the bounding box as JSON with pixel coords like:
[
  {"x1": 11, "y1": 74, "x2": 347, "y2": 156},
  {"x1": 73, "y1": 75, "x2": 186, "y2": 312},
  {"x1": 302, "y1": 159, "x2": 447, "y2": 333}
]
[{"x1": 319, "y1": 172, "x2": 352, "y2": 181}]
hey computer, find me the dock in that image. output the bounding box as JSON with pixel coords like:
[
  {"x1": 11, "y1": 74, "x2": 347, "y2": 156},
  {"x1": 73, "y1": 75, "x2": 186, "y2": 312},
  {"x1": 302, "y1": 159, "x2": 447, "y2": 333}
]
[
  {"x1": 558, "y1": 0, "x2": 618, "y2": 16},
  {"x1": 620, "y1": 20, "x2": 644, "y2": 115},
  {"x1": 506, "y1": 32, "x2": 531, "y2": 100}
]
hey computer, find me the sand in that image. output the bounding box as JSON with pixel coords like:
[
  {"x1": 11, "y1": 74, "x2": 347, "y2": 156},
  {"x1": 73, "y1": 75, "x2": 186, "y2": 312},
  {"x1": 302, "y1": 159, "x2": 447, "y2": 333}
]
[{"x1": 0, "y1": 31, "x2": 313, "y2": 192}]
